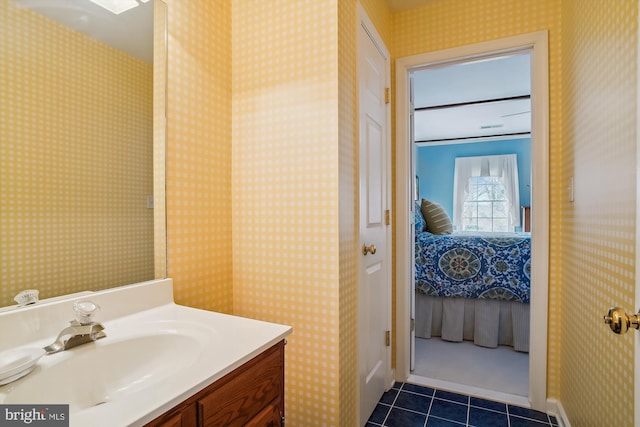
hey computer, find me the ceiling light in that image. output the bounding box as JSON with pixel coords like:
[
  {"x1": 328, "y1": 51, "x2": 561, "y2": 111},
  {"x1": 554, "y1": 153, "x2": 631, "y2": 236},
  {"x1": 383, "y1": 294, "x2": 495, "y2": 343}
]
[{"x1": 88, "y1": 0, "x2": 141, "y2": 14}]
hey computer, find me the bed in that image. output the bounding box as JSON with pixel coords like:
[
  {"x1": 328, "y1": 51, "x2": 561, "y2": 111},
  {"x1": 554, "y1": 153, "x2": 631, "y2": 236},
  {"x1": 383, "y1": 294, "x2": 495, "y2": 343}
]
[{"x1": 414, "y1": 205, "x2": 531, "y2": 352}]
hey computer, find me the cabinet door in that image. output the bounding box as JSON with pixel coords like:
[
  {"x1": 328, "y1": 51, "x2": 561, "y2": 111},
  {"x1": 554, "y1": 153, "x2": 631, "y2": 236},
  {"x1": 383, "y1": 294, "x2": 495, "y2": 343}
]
[
  {"x1": 145, "y1": 342, "x2": 285, "y2": 427},
  {"x1": 198, "y1": 343, "x2": 284, "y2": 427},
  {"x1": 244, "y1": 402, "x2": 282, "y2": 427},
  {"x1": 151, "y1": 413, "x2": 182, "y2": 427},
  {"x1": 145, "y1": 404, "x2": 196, "y2": 427}
]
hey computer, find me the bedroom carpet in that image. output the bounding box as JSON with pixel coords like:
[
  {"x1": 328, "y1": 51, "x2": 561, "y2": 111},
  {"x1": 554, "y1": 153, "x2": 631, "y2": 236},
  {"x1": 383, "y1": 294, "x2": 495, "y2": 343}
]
[{"x1": 412, "y1": 337, "x2": 529, "y2": 397}]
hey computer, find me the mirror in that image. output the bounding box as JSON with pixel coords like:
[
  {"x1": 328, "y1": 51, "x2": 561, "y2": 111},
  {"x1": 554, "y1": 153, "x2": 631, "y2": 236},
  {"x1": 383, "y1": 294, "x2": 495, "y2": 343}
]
[{"x1": 0, "y1": 0, "x2": 167, "y2": 307}]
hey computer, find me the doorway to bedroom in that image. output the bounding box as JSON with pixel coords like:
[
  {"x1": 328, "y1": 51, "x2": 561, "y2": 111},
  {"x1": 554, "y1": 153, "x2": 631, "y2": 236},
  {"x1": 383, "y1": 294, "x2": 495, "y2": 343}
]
[
  {"x1": 411, "y1": 51, "x2": 531, "y2": 400},
  {"x1": 395, "y1": 32, "x2": 549, "y2": 410}
]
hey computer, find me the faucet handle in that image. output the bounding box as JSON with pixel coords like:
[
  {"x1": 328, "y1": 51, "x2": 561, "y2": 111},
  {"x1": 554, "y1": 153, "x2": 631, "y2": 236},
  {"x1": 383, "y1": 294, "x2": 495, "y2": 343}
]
[
  {"x1": 73, "y1": 300, "x2": 100, "y2": 325},
  {"x1": 14, "y1": 289, "x2": 39, "y2": 307}
]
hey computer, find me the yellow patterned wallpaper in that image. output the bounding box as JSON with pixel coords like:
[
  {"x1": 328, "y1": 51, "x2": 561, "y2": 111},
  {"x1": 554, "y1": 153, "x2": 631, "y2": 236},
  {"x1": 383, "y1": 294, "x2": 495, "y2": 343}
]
[
  {"x1": 0, "y1": 0, "x2": 154, "y2": 307},
  {"x1": 231, "y1": 1, "x2": 341, "y2": 424},
  {"x1": 154, "y1": 0, "x2": 167, "y2": 279},
  {"x1": 165, "y1": 0, "x2": 233, "y2": 313},
  {"x1": 360, "y1": 0, "x2": 393, "y2": 50},
  {"x1": 337, "y1": 1, "x2": 358, "y2": 424},
  {"x1": 231, "y1": 1, "x2": 393, "y2": 424},
  {"x1": 560, "y1": 0, "x2": 637, "y2": 424}
]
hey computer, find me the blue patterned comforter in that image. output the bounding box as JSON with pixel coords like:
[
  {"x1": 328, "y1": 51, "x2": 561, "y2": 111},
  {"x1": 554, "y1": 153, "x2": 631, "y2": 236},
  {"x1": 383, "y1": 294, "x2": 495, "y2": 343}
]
[{"x1": 415, "y1": 231, "x2": 531, "y2": 303}]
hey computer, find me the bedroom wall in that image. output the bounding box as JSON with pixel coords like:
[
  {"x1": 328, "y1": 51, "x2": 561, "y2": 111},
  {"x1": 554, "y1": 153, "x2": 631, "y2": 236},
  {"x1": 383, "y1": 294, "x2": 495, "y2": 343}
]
[
  {"x1": 416, "y1": 138, "x2": 532, "y2": 225},
  {"x1": 392, "y1": 0, "x2": 563, "y2": 399},
  {"x1": 560, "y1": 0, "x2": 637, "y2": 424}
]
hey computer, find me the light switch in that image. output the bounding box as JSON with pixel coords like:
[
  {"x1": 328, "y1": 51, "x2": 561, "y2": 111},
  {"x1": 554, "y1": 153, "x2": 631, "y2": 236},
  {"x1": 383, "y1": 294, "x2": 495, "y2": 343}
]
[
  {"x1": 147, "y1": 195, "x2": 154, "y2": 209},
  {"x1": 568, "y1": 177, "x2": 574, "y2": 202}
]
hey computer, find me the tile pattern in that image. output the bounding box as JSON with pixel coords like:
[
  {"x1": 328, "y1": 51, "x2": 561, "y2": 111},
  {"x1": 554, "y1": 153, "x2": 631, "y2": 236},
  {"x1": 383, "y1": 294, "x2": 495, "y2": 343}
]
[
  {"x1": 1, "y1": 0, "x2": 154, "y2": 306},
  {"x1": 560, "y1": 0, "x2": 637, "y2": 424},
  {"x1": 368, "y1": 383, "x2": 558, "y2": 427},
  {"x1": 391, "y1": 0, "x2": 563, "y2": 399}
]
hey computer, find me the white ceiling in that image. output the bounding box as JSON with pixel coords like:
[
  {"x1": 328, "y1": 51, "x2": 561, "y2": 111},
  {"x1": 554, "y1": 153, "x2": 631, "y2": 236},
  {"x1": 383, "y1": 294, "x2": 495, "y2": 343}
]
[
  {"x1": 10, "y1": 0, "x2": 153, "y2": 63},
  {"x1": 412, "y1": 52, "x2": 532, "y2": 143}
]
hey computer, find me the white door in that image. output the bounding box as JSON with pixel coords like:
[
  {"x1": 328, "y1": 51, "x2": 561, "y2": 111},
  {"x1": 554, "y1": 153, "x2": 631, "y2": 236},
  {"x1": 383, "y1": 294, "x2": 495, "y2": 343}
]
[
  {"x1": 636, "y1": 13, "x2": 640, "y2": 425},
  {"x1": 409, "y1": 77, "x2": 416, "y2": 373},
  {"x1": 358, "y1": 7, "x2": 391, "y2": 427}
]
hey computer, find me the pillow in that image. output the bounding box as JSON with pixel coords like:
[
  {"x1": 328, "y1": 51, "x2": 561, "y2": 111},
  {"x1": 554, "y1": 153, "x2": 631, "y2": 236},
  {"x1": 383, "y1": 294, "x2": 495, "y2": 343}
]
[
  {"x1": 421, "y1": 199, "x2": 453, "y2": 235},
  {"x1": 414, "y1": 202, "x2": 427, "y2": 234}
]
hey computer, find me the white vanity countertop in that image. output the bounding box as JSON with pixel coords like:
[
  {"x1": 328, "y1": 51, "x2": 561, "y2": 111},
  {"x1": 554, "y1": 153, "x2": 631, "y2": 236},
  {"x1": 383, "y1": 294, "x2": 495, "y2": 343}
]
[{"x1": 0, "y1": 279, "x2": 292, "y2": 427}]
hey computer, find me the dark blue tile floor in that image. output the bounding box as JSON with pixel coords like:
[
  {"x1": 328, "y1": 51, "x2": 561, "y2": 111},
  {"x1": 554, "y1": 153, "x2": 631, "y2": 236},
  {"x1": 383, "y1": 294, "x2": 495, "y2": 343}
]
[{"x1": 367, "y1": 382, "x2": 558, "y2": 427}]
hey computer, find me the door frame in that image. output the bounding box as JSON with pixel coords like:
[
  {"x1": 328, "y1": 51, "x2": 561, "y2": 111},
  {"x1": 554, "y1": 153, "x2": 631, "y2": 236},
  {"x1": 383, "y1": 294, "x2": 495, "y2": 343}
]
[
  {"x1": 357, "y1": 1, "x2": 393, "y2": 393},
  {"x1": 635, "y1": 7, "x2": 640, "y2": 425},
  {"x1": 394, "y1": 31, "x2": 550, "y2": 411}
]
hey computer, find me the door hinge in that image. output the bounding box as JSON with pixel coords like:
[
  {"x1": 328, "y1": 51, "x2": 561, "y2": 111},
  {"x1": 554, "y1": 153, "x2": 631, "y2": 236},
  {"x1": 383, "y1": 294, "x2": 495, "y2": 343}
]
[
  {"x1": 410, "y1": 318, "x2": 415, "y2": 332},
  {"x1": 385, "y1": 209, "x2": 390, "y2": 226},
  {"x1": 385, "y1": 330, "x2": 391, "y2": 347},
  {"x1": 281, "y1": 412, "x2": 285, "y2": 427},
  {"x1": 384, "y1": 87, "x2": 390, "y2": 104}
]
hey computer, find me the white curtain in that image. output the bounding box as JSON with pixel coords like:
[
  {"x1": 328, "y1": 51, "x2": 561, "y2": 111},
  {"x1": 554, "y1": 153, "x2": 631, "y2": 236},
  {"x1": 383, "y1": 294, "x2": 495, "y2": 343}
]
[{"x1": 453, "y1": 154, "x2": 520, "y2": 231}]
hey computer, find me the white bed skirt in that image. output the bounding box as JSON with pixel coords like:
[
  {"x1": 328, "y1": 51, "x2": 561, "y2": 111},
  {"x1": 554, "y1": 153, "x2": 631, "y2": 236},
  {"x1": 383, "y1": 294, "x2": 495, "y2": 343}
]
[{"x1": 415, "y1": 293, "x2": 530, "y2": 353}]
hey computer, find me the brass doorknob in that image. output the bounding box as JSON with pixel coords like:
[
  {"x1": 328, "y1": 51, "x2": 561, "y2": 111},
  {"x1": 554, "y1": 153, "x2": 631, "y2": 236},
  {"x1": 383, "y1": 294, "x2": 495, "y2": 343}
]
[
  {"x1": 604, "y1": 307, "x2": 640, "y2": 334},
  {"x1": 362, "y1": 244, "x2": 376, "y2": 255}
]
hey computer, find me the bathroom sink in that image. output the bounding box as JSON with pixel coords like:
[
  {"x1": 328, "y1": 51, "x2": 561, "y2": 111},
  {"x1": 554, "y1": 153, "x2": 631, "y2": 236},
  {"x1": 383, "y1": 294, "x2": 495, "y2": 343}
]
[
  {"x1": 0, "y1": 279, "x2": 292, "y2": 427},
  {"x1": 3, "y1": 324, "x2": 208, "y2": 410}
]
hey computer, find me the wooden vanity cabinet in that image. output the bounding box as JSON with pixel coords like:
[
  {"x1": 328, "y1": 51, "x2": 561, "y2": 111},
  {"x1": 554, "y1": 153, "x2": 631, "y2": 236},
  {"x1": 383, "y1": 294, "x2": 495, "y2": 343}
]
[{"x1": 146, "y1": 341, "x2": 285, "y2": 427}]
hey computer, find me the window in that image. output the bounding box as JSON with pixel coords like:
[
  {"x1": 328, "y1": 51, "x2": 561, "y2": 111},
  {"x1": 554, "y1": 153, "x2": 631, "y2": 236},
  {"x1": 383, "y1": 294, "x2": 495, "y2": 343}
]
[
  {"x1": 462, "y1": 176, "x2": 509, "y2": 232},
  {"x1": 453, "y1": 154, "x2": 520, "y2": 232}
]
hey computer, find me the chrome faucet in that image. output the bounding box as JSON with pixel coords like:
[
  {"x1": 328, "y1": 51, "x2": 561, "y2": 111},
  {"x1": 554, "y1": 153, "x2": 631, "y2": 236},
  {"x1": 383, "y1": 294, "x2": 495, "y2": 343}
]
[{"x1": 43, "y1": 300, "x2": 106, "y2": 355}]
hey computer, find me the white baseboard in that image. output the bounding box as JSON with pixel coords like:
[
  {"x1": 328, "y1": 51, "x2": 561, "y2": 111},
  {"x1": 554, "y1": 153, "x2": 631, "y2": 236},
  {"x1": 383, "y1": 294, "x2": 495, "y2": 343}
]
[
  {"x1": 387, "y1": 368, "x2": 396, "y2": 390},
  {"x1": 547, "y1": 398, "x2": 571, "y2": 427}
]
